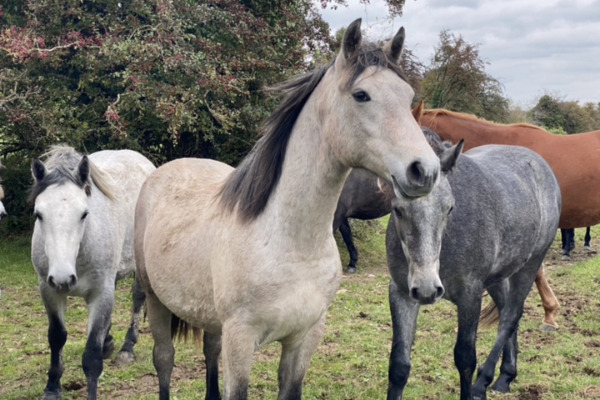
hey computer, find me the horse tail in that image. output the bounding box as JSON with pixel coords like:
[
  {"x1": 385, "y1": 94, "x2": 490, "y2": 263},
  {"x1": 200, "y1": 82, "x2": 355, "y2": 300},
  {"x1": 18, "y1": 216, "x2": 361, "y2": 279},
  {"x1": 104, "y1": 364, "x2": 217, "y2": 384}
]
[
  {"x1": 170, "y1": 314, "x2": 202, "y2": 344},
  {"x1": 479, "y1": 301, "x2": 500, "y2": 327}
]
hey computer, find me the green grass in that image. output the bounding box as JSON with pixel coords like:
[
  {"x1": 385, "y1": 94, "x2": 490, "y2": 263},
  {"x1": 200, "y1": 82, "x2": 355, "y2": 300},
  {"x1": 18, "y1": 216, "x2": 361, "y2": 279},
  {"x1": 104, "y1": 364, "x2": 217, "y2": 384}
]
[{"x1": 1, "y1": 223, "x2": 600, "y2": 399}]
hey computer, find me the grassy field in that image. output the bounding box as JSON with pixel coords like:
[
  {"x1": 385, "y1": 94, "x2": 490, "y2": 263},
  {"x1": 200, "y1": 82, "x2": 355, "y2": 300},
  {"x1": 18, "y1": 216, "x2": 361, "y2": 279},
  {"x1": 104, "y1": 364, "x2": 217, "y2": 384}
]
[{"x1": 1, "y1": 223, "x2": 600, "y2": 399}]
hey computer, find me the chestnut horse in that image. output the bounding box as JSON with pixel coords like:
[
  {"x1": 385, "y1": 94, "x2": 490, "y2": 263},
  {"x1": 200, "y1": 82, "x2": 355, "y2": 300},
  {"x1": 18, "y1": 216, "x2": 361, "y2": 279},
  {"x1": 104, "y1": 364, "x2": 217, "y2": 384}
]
[{"x1": 415, "y1": 104, "x2": 600, "y2": 329}]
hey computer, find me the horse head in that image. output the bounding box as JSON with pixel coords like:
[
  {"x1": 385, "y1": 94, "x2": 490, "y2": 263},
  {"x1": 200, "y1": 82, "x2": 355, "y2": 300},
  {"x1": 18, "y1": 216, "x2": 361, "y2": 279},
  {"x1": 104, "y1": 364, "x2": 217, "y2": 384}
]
[
  {"x1": 321, "y1": 19, "x2": 440, "y2": 199},
  {"x1": 389, "y1": 132, "x2": 463, "y2": 304},
  {"x1": 30, "y1": 155, "x2": 93, "y2": 293}
]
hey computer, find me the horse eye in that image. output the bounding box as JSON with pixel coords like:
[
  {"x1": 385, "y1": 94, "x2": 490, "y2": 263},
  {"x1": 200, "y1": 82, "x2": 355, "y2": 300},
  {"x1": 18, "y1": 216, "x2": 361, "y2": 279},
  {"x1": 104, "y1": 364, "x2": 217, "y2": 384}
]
[
  {"x1": 352, "y1": 90, "x2": 371, "y2": 102},
  {"x1": 81, "y1": 211, "x2": 89, "y2": 221},
  {"x1": 34, "y1": 212, "x2": 43, "y2": 221},
  {"x1": 448, "y1": 206, "x2": 454, "y2": 215},
  {"x1": 394, "y1": 208, "x2": 403, "y2": 219}
]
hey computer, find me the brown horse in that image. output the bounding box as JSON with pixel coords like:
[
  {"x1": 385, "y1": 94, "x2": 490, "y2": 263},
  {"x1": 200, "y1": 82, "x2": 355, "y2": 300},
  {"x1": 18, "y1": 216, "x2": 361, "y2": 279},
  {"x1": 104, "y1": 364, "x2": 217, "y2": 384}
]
[{"x1": 414, "y1": 103, "x2": 600, "y2": 330}]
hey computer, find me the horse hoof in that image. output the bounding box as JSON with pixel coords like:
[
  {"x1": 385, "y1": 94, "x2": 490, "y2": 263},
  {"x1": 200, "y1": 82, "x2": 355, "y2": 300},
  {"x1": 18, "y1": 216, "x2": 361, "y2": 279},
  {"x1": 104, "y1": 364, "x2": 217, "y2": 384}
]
[
  {"x1": 103, "y1": 340, "x2": 115, "y2": 359},
  {"x1": 346, "y1": 266, "x2": 357, "y2": 274},
  {"x1": 561, "y1": 254, "x2": 571, "y2": 261},
  {"x1": 584, "y1": 246, "x2": 597, "y2": 254},
  {"x1": 41, "y1": 390, "x2": 62, "y2": 400},
  {"x1": 114, "y1": 350, "x2": 136, "y2": 365},
  {"x1": 541, "y1": 323, "x2": 558, "y2": 332}
]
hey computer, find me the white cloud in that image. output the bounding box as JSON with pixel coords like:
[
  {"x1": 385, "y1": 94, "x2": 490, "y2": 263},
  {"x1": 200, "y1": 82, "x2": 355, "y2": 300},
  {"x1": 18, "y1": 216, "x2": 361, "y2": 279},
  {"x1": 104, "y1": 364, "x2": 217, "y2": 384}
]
[{"x1": 318, "y1": 0, "x2": 600, "y2": 108}]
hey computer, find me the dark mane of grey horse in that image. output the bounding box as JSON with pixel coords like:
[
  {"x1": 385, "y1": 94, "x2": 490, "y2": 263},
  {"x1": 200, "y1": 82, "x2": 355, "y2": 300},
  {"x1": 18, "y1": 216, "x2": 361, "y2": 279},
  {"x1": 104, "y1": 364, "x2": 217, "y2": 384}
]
[
  {"x1": 218, "y1": 42, "x2": 409, "y2": 223},
  {"x1": 27, "y1": 148, "x2": 86, "y2": 204},
  {"x1": 421, "y1": 126, "x2": 451, "y2": 155}
]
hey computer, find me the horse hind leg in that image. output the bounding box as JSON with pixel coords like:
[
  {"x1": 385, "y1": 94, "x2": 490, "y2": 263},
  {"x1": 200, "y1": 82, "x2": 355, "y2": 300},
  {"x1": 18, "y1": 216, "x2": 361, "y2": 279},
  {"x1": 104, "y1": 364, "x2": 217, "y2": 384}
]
[
  {"x1": 535, "y1": 266, "x2": 560, "y2": 331},
  {"x1": 41, "y1": 290, "x2": 68, "y2": 400},
  {"x1": 339, "y1": 219, "x2": 359, "y2": 273},
  {"x1": 473, "y1": 264, "x2": 540, "y2": 398},
  {"x1": 116, "y1": 275, "x2": 146, "y2": 364},
  {"x1": 145, "y1": 292, "x2": 176, "y2": 400},
  {"x1": 584, "y1": 227, "x2": 596, "y2": 253}
]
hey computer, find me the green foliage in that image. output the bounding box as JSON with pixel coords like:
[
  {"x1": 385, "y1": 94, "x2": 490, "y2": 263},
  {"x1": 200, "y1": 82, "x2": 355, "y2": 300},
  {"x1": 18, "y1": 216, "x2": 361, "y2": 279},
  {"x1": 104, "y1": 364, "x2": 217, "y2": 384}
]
[
  {"x1": 420, "y1": 30, "x2": 509, "y2": 122},
  {"x1": 0, "y1": 0, "x2": 344, "y2": 232},
  {"x1": 530, "y1": 94, "x2": 600, "y2": 134}
]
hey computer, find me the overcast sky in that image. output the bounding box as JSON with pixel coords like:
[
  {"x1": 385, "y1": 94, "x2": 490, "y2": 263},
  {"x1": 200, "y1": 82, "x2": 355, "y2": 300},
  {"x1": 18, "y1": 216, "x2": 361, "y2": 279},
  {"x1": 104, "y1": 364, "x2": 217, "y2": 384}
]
[{"x1": 318, "y1": 0, "x2": 600, "y2": 108}]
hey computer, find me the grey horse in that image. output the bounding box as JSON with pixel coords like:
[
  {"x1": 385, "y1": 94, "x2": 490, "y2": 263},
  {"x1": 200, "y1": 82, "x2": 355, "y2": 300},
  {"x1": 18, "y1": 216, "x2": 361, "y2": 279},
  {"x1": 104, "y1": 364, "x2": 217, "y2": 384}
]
[{"x1": 386, "y1": 128, "x2": 561, "y2": 400}]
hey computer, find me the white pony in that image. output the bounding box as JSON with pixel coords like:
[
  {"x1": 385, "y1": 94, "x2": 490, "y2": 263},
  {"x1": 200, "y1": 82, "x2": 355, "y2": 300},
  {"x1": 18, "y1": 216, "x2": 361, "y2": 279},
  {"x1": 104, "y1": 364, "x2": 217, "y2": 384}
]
[
  {"x1": 29, "y1": 145, "x2": 155, "y2": 400},
  {"x1": 135, "y1": 19, "x2": 440, "y2": 399}
]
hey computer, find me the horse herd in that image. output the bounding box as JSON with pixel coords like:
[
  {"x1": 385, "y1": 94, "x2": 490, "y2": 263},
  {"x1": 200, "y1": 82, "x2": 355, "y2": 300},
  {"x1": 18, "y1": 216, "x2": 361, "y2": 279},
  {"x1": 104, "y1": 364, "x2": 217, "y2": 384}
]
[{"x1": 6, "y1": 18, "x2": 598, "y2": 400}]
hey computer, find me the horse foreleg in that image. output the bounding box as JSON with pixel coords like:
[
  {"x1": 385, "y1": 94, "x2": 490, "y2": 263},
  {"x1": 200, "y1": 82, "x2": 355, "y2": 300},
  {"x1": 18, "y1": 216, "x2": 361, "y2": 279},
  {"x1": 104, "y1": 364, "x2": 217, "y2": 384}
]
[
  {"x1": 339, "y1": 219, "x2": 359, "y2": 273},
  {"x1": 276, "y1": 315, "x2": 326, "y2": 400},
  {"x1": 116, "y1": 275, "x2": 146, "y2": 364},
  {"x1": 387, "y1": 279, "x2": 420, "y2": 400},
  {"x1": 41, "y1": 289, "x2": 67, "y2": 400},
  {"x1": 221, "y1": 320, "x2": 255, "y2": 400},
  {"x1": 535, "y1": 266, "x2": 560, "y2": 330},
  {"x1": 203, "y1": 331, "x2": 222, "y2": 400},
  {"x1": 83, "y1": 291, "x2": 115, "y2": 400},
  {"x1": 454, "y1": 295, "x2": 482, "y2": 400}
]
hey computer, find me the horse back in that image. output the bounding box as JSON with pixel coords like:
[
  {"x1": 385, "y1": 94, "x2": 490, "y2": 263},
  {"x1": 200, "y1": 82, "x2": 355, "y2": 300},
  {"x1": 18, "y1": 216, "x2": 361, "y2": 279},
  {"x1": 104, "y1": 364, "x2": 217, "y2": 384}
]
[
  {"x1": 441, "y1": 145, "x2": 561, "y2": 290},
  {"x1": 89, "y1": 150, "x2": 156, "y2": 278}
]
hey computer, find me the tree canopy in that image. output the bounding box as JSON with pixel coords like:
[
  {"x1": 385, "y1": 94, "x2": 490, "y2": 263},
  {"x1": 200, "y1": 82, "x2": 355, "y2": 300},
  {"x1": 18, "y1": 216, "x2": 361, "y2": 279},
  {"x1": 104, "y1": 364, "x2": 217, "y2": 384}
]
[{"x1": 420, "y1": 30, "x2": 509, "y2": 122}]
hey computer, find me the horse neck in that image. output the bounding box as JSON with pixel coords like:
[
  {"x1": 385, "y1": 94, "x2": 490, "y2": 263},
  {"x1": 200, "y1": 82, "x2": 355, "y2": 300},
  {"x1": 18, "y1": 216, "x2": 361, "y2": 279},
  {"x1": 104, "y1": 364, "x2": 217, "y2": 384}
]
[{"x1": 264, "y1": 94, "x2": 349, "y2": 246}]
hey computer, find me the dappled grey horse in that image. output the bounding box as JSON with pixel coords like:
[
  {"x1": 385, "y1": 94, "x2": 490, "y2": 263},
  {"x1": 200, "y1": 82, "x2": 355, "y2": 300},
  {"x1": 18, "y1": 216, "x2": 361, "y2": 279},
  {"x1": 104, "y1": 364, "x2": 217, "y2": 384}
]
[
  {"x1": 30, "y1": 145, "x2": 155, "y2": 400},
  {"x1": 386, "y1": 128, "x2": 561, "y2": 400}
]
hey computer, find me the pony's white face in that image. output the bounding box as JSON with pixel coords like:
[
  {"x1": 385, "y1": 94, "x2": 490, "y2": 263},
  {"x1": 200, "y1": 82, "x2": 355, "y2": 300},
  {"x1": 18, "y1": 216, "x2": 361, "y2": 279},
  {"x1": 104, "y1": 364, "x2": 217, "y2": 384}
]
[
  {"x1": 321, "y1": 20, "x2": 440, "y2": 199},
  {"x1": 34, "y1": 182, "x2": 89, "y2": 292}
]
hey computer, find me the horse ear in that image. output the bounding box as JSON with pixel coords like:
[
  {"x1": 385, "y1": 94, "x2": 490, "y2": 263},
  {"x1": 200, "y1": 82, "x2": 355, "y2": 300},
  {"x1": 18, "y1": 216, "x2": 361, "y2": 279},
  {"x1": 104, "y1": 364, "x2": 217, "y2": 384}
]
[
  {"x1": 440, "y1": 139, "x2": 464, "y2": 172},
  {"x1": 78, "y1": 156, "x2": 91, "y2": 184},
  {"x1": 342, "y1": 18, "x2": 363, "y2": 59},
  {"x1": 32, "y1": 159, "x2": 47, "y2": 182},
  {"x1": 412, "y1": 101, "x2": 424, "y2": 124},
  {"x1": 383, "y1": 26, "x2": 405, "y2": 63}
]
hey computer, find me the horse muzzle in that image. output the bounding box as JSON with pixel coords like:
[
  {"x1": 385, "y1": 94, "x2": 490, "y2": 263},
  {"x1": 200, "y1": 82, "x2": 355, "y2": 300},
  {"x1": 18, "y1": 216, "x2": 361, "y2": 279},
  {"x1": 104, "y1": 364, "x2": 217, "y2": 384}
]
[
  {"x1": 409, "y1": 272, "x2": 444, "y2": 305},
  {"x1": 392, "y1": 158, "x2": 439, "y2": 199},
  {"x1": 47, "y1": 272, "x2": 78, "y2": 293}
]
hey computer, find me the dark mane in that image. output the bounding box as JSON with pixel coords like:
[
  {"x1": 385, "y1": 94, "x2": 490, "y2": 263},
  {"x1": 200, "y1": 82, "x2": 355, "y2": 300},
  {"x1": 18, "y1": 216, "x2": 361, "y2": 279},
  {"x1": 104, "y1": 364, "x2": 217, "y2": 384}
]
[
  {"x1": 28, "y1": 145, "x2": 114, "y2": 204},
  {"x1": 218, "y1": 42, "x2": 408, "y2": 223},
  {"x1": 421, "y1": 127, "x2": 452, "y2": 155}
]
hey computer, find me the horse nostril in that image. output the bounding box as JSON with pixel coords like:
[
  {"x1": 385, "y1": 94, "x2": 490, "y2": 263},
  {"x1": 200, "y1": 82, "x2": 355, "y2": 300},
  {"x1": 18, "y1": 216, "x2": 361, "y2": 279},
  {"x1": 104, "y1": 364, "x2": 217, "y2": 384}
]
[
  {"x1": 410, "y1": 287, "x2": 420, "y2": 301},
  {"x1": 47, "y1": 276, "x2": 56, "y2": 288},
  {"x1": 436, "y1": 285, "x2": 445, "y2": 299},
  {"x1": 69, "y1": 274, "x2": 77, "y2": 288},
  {"x1": 408, "y1": 160, "x2": 425, "y2": 185}
]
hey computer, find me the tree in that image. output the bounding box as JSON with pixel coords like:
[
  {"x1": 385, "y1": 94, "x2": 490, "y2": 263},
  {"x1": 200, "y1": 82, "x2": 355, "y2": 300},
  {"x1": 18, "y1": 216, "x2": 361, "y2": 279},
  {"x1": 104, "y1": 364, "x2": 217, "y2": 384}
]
[
  {"x1": 530, "y1": 94, "x2": 600, "y2": 134},
  {"x1": 421, "y1": 30, "x2": 509, "y2": 122},
  {"x1": 0, "y1": 0, "x2": 413, "y2": 234}
]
